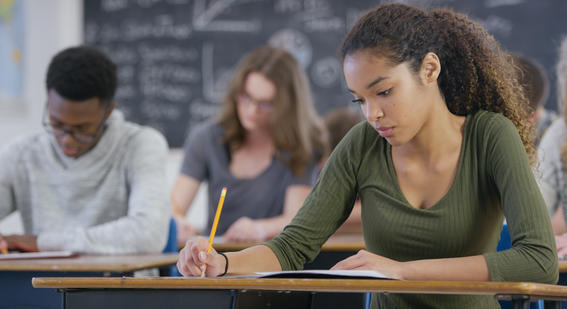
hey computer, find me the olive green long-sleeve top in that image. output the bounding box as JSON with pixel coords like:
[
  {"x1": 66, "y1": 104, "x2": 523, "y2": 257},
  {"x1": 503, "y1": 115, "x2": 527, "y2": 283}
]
[{"x1": 265, "y1": 110, "x2": 558, "y2": 309}]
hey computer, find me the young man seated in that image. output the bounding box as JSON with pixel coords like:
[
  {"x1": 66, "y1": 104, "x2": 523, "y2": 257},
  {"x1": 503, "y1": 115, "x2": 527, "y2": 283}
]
[{"x1": 0, "y1": 46, "x2": 169, "y2": 254}]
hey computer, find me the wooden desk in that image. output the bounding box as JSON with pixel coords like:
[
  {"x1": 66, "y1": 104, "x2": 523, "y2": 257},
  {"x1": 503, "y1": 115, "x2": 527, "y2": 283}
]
[
  {"x1": 32, "y1": 277, "x2": 567, "y2": 309},
  {"x1": 0, "y1": 252, "x2": 178, "y2": 272},
  {"x1": 212, "y1": 234, "x2": 367, "y2": 308},
  {"x1": 1, "y1": 253, "x2": 178, "y2": 309}
]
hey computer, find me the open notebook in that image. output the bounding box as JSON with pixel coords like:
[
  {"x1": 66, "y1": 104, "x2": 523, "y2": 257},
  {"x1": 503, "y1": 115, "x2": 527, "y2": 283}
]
[
  {"x1": 253, "y1": 269, "x2": 392, "y2": 280},
  {"x1": 0, "y1": 251, "x2": 76, "y2": 260}
]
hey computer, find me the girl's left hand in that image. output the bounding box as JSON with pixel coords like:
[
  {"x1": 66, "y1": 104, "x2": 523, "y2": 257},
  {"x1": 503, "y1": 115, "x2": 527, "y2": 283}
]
[{"x1": 330, "y1": 250, "x2": 406, "y2": 280}]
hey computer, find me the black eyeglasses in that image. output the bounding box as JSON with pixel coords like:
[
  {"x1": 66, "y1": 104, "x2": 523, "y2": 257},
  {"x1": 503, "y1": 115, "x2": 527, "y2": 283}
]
[
  {"x1": 237, "y1": 94, "x2": 273, "y2": 112},
  {"x1": 42, "y1": 103, "x2": 110, "y2": 144}
]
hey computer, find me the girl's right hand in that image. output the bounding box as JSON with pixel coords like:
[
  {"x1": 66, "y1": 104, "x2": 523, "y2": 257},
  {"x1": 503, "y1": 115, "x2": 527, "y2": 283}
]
[{"x1": 177, "y1": 236, "x2": 226, "y2": 277}]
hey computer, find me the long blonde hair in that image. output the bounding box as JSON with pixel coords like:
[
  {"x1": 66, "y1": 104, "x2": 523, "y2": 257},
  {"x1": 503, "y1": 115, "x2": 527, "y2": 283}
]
[{"x1": 218, "y1": 45, "x2": 329, "y2": 176}]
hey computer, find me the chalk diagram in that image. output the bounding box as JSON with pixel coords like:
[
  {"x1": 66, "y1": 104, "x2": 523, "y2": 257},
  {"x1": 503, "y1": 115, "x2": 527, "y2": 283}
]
[{"x1": 268, "y1": 28, "x2": 313, "y2": 69}]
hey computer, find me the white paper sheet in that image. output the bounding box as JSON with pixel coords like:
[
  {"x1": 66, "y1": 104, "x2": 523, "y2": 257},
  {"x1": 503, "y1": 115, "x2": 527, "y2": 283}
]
[
  {"x1": 255, "y1": 269, "x2": 391, "y2": 279},
  {"x1": 0, "y1": 251, "x2": 76, "y2": 260}
]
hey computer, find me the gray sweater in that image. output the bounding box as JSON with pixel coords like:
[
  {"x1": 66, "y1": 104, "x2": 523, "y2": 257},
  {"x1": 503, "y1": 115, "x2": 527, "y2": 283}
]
[
  {"x1": 537, "y1": 117, "x2": 567, "y2": 217},
  {"x1": 0, "y1": 111, "x2": 170, "y2": 254}
]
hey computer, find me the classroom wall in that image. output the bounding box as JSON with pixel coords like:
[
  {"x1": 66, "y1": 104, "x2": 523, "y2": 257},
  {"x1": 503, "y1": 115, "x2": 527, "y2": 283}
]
[
  {"x1": 0, "y1": 0, "x2": 83, "y2": 233},
  {"x1": 0, "y1": 0, "x2": 82, "y2": 145},
  {"x1": 0, "y1": 0, "x2": 207, "y2": 234}
]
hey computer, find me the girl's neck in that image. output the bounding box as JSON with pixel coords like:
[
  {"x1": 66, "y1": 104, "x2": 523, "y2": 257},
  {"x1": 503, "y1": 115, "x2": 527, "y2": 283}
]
[{"x1": 395, "y1": 100, "x2": 465, "y2": 165}]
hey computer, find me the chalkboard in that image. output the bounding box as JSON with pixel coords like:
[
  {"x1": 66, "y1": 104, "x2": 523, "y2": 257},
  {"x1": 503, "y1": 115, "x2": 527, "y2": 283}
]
[{"x1": 84, "y1": 0, "x2": 567, "y2": 147}]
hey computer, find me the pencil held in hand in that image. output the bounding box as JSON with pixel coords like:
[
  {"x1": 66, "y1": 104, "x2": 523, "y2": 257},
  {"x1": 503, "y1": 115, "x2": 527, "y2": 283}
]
[{"x1": 201, "y1": 187, "x2": 227, "y2": 277}]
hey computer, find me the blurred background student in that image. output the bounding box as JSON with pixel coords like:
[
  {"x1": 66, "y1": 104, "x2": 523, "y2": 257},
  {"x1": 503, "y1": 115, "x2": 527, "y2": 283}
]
[
  {"x1": 0, "y1": 46, "x2": 170, "y2": 254},
  {"x1": 321, "y1": 106, "x2": 363, "y2": 234},
  {"x1": 538, "y1": 36, "x2": 567, "y2": 257},
  {"x1": 171, "y1": 45, "x2": 328, "y2": 245},
  {"x1": 511, "y1": 53, "x2": 555, "y2": 146}
]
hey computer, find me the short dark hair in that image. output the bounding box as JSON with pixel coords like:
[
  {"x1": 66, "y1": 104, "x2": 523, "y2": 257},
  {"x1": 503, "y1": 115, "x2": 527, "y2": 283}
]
[
  {"x1": 324, "y1": 107, "x2": 363, "y2": 150},
  {"x1": 46, "y1": 46, "x2": 117, "y2": 103},
  {"x1": 512, "y1": 54, "x2": 549, "y2": 113}
]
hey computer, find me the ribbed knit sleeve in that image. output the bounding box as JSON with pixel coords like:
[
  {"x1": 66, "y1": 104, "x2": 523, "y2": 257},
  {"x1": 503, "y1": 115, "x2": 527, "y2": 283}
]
[
  {"x1": 482, "y1": 114, "x2": 558, "y2": 283},
  {"x1": 0, "y1": 138, "x2": 21, "y2": 220},
  {"x1": 264, "y1": 111, "x2": 558, "y2": 308}
]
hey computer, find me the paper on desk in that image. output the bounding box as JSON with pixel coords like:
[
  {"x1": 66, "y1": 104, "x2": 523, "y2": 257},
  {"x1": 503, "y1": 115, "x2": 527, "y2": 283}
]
[
  {"x1": 255, "y1": 269, "x2": 392, "y2": 279},
  {"x1": 0, "y1": 250, "x2": 76, "y2": 260}
]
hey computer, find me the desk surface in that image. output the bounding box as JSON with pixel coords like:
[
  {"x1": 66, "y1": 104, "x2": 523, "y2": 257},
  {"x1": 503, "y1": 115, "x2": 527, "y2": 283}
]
[
  {"x1": 213, "y1": 234, "x2": 365, "y2": 252},
  {"x1": 0, "y1": 253, "x2": 178, "y2": 272},
  {"x1": 560, "y1": 261, "x2": 567, "y2": 273},
  {"x1": 32, "y1": 277, "x2": 567, "y2": 301}
]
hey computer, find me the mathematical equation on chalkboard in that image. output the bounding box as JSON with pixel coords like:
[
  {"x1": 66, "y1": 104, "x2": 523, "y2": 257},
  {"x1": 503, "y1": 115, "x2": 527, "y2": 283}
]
[{"x1": 84, "y1": 0, "x2": 567, "y2": 147}]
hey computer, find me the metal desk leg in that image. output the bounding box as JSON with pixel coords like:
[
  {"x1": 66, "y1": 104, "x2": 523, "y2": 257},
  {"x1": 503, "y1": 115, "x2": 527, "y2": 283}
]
[
  {"x1": 543, "y1": 300, "x2": 561, "y2": 309},
  {"x1": 510, "y1": 295, "x2": 531, "y2": 309}
]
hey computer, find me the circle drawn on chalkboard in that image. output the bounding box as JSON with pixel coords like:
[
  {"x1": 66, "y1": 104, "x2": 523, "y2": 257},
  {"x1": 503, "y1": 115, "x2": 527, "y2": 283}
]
[
  {"x1": 311, "y1": 57, "x2": 341, "y2": 88},
  {"x1": 268, "y1": 28, "x2": 312, "y2": 68}
]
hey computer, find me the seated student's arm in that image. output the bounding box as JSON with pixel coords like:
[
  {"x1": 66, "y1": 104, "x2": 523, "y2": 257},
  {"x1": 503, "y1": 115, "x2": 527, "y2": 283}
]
[
  {"x1": 556, "y1": 234, "x2": 567, "y2": 258},
  {"x1": 223, "y1": 184, "x2": 311, "y2": 242},
  {"x1": 171, "y1": 122, "x2": 213, "y2": 244},
  {"x1": 482, "y1": 116, "x2": 557, "y2": 283},
  {"x1": 178, "y1": 236, "x2": 281, "y2": 276},
  {"x1": 553, "y1": 206, "x2": 567, "y2": 257},
  {"x1": 37, "y1": 129, "x2": 170, "y2": 254},
  {"x1": 336, "y1": 116, "x2": 557, "y2": 283},
  {"x1": 552, "y1": 206, "x2": 567, "y2": 235},
  {"x1": 333, "y1": 115, "x2": 556, "y2": 282},
  {"x1": 171, "y1": 174, "x2": 202, "y2": 244},
  {"x1": 0, "y1": 141, "x2": 18, "y2": 252},
  {"x1": 536, "y1": 119, "x2": 565, "y2": 218}
]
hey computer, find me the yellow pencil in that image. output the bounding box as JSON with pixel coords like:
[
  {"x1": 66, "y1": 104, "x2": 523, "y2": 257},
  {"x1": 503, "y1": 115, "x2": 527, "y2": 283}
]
[{"x1": 201, "y1": 187, "x2": 227, "y2": 277}]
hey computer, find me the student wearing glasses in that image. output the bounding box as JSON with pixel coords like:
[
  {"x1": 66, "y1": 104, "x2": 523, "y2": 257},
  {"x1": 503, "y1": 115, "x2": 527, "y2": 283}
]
[
  {"x1": 0, "y1": 46, "x2": 170, "y2": 254},
  {"x1": 171, "y1": 45, "x2": 328, "y2": 244}
]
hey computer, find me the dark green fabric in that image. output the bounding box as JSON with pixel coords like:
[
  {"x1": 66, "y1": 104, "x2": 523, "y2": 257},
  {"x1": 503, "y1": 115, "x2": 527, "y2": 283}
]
[{"x1": 265, "y1": 110, "x2": 558, "y2": 309}]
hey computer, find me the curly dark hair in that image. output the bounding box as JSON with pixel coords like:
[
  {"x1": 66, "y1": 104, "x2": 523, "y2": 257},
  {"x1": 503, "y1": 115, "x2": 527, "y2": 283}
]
[
  {"x1": 341, "y1": 3, "x2": 534, "y2": 162},
  {"x1": 46, "y1": 46, "x2": 117, "y2": 103}
]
